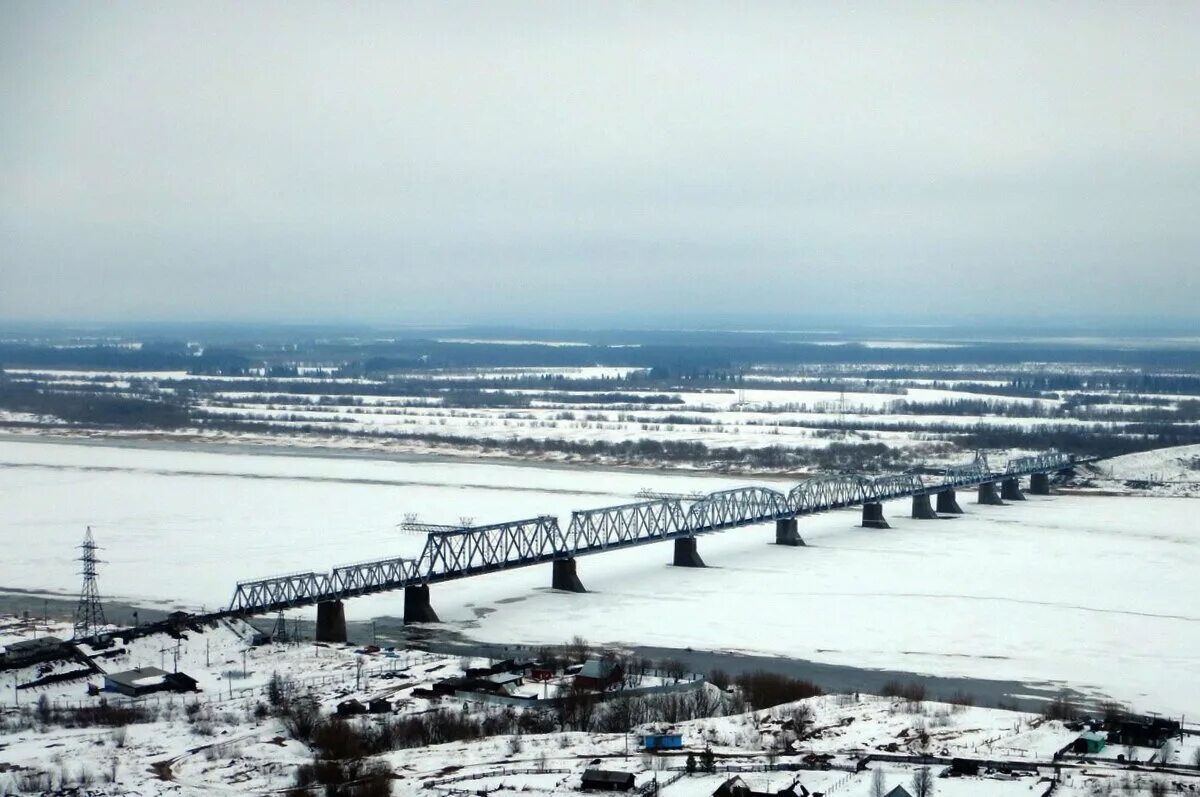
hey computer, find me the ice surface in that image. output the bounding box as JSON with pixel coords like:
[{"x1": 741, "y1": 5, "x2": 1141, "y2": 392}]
[{"x1": 1, "y1": 437, "x2": 1196, "y2": 716}]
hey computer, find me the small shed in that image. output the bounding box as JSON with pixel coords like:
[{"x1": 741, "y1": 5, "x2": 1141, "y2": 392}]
[
  {"x1": 575, "y1": 658, "x2": 623, "y2": 690},
  {"x1": 164, "y1": 672, "x2": 199, "y2": 693},
  {"x1": 581, "y1": 769, "x2": 635, "y2": 792},
  {"x1": 104, "y1": 667, "x2": 170, "y2": 697},
  {"x1": 485, "y1": 672, "x2": 524, "y2": 689},
  {"x1": 368, "y1": 698, "x2": 392, "y2": 714},
  {"x1": 642, "y1": 733, "x2": 683, "y2": 751},
  {"x1": 883, "y1": 787, "x2": 913, "y2": 797},
  {"x1": 1073, "y1": 732, "x2": 1107, "y2": 755},
  {"x1": 336, "y1": 699, "x2": 367, "y2": 716}
]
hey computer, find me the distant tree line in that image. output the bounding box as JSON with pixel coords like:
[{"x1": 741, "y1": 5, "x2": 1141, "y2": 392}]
[{"x1": 0, "y1": 380, "x2": 190, "y2": 428}]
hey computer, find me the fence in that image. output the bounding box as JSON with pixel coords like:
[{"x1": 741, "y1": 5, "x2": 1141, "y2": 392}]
[{"x1": 425, "y1": 767, "x2": 573, "y2": 789}]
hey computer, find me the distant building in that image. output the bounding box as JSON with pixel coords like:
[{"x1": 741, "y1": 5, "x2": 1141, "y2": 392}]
[
  {"x1": 1110, "y1": 717, "x2": 1180, "y2": 748},
  {"x1": 1074, "y1": 732, "x2": 1107, "y2": 755},
  {"x1": 484, "y1": 672, "x2": 524, "y2": 689},
  {"x1": 575, "y1": 658, "x2": 623, "y2": 690},
  {"x1": 104, "y1": 667, "x2": 198, "y2": 697},
  {"x1": 581, "y1": 769, "x2": 635, "y2": 792},
  {"x1": 883, "y1": 787, "x2": 913, "y2": 797},
  {"x1": 642, "y1": 733, "x2": 683, "y2": 751},
  {"x1": 336, "y1": 698, "x2": 367, "y2": 716},
  {"x1": 0, "y1": 637, "x2": 67, "y2": 668},
  {"x1": 712, "y1": 776, "x2": 808, "y2": 797}
]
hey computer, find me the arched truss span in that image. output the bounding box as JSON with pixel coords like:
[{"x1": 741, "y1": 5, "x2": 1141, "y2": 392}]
[
  {"x1": 683, "y1": 487, "x2": 790, "y2": 533},
  {"x1": 787, "y1": 475, "x2": 871, "y2": 514}
]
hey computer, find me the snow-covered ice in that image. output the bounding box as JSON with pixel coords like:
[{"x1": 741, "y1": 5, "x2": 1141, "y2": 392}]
[{"x1": 0, "y1": 437, "x2": 1196, "y2": 717}]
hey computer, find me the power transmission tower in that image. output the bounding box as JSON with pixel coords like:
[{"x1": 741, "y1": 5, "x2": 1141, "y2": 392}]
[{"x1": 73, "y1": 527, "x2": 107, "y2": 640}]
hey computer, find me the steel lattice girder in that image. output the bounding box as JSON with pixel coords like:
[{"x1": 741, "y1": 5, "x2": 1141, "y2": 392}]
[
  {"x1": 938, "y1": 451, "x2": 991, "y2": 487},
  {"x1": 787, "y1": 475, "x2": 871, "y2": 513},
  {"x1": 1004, "y1": 452, "x2": 1073, "y2": 475},
  {"x1": 230, "y1": 570, "x2": 328, "y2": 612},
  {"x1": 568, "y1": 498, "x2": 688, "y2": 551},
  {"x1": 414, "y1": 516, "x2": 567, "y2": 579},
  {"x1": 866, "y1": 474, "x2": 925, "y2": 500},
  {"x1": 328, "y1": 556, "x2": 418, "y2": 597},
  {"x1": 683, "y1": 487, "x2": 790, "y2": 533}
]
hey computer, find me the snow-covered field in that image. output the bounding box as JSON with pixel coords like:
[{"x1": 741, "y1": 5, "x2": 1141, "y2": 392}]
[
  {"x1": 1078, "y1": 444, "x2": 1200, "y2": 497},
  {"x1": 1, "y1": 438, "x2": 1197, "y2": 718}
]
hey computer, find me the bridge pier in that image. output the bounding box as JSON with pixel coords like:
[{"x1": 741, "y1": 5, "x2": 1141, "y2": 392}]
[
  {"x1": 977, "y1": 482, "x2": 1005, "y2": 505},
  {"x1": 673, "y1": 537, "x2": 706, "y2": 567},
  {"x1": 315, "y1": 600, "x2": 347, "y2": 643},
  {"x1": 403, "y1": 584, "x2": 440, "y2": 624},
  {"x1": 551, "y1": 557, "x2": 586, "y2": 592},
  {"x1": 911, "y1": 494, "x2": 937, "y2": 519},
  {"x1": 1001, "y1": 477, "x2": 1026, "y2": 501},
  {"x1": 774, "y1": 518, "x2": 805, "y2": 546},
  {"x1": 861, "y1": 502, "x2": 890, "y2": 529},
  {"x1": 935, "y1": 489, "x2": 964, "y2": 514},
  {"x1": 1030, "y1": 472, "x2": 1051, "y2": 495}
]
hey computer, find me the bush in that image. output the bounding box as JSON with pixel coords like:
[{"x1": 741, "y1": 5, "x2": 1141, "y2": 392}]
[
  {"x1": 734, "y1": 671, "x2": 823, "y2": 710},
  {"x1": 881, "y1": 680, "x2": 927, "y2": 703}
]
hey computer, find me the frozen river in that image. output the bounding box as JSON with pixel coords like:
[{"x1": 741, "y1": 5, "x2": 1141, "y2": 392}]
[{"x1": 1, "y1": 435, "x2": 1196, "y2": 716}]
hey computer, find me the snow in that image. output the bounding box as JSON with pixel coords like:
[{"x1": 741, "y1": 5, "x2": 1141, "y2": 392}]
[
  {"x1": 1078, "y1": 444, "x2": 1200, "y2": 497},
  {"x1": 0, "y1": 438, "x2": 1197, "y2": 718}
]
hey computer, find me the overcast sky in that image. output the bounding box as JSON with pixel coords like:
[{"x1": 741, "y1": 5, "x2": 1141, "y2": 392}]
[{"x1": 2, "y1": 2, "x2": 1198, "y2": 328}]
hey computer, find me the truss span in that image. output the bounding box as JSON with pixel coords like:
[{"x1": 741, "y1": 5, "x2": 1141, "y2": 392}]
[
  {"x1": 787, "y1": 475, "x2": 870, "y2": 513},
  {"x1": 1005, "y1": 452, "x2": 1073, "y2": 475},
  {"x1": 683, "y1": 487, "x2": 790, "y2": 533},
  {"x1": 226, "y1": 450, "x2": 1086, "y2": 616}
]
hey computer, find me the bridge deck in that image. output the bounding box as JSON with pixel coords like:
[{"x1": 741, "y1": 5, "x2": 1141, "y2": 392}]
[{"x1": 226, "y1": 453, "x2": 1092, "y2": 615}]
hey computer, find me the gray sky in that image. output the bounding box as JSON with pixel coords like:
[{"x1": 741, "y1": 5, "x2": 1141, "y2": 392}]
[{"x1": 2, "y1": 1, "x2": 1198, "y2": 327}]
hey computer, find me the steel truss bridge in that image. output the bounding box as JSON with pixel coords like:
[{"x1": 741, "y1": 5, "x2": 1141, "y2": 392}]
[{"x1": 227, "y1": 452, "x2": 1081, "y2": 617}]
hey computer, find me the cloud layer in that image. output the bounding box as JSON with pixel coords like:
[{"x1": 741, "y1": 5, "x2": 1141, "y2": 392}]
[{"x1": 2, "y1": 2, "x2": 1198, "y2": 326}]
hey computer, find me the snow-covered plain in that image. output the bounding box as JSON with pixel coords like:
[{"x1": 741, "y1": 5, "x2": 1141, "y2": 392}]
[{"x1": 0, "y1": 438, "x2": 1197, "y2": 717}]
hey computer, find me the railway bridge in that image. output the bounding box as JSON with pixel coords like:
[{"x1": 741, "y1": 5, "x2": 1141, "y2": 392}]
[{"x1": 225, "y1": 451, "x2": 1088, "y2": 642}]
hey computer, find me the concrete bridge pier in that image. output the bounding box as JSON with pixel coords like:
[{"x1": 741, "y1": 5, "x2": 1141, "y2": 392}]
[
  {"x1": 1030, "y1": 472, "x2": 1051, "y2": 495},
  {"x1": 1001, "y1": 477, "x2": 1026, "y2": 501},
  {"x1": 315, "y1": 600, "x2": 347, "y2": 643},
  {"x1": 551, "y1": 557, "x2": 587, "y2": 592},
  {"x1": 861, "y1": 502, "x2": 890, "y2": 529},
  {"x1": 673, "y1": 537, "x2": 706, "y2": 567},
  {"x1": 911, "y1": 494, "x2": 938, "y2": 519},
  {"x1": 977, "y1": 482, "x2": 1006, "y2": 505},
  {"x1": 936, "y1": 489, "x2": 964, "y2": 514},
  {"x1": 775, "y1": 518, "x2": 806, "y2": 546},
  {"x1": 403, "y1": 584, "x2": 440, "y2": 624}
]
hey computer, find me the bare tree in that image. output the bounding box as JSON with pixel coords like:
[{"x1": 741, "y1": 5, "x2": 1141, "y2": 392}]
[
  {"x1": 692, "y1": 685, "x2": 721, "y2": 719},
  {"x1": 1194, "y1": 746, "x2": 1200, "y2": 767},
  {"x1": 1158, "y1": 740, "x2": 1173, "y2": 764},
  {"x1": 870, "y1": 768, "x2": 886, "y2": 797},
  {"x1": 566, "y1": 635, "x2": 590, "y2": 663},
  {"x1": 912, "y1": 766, "x2": 934, "y2": 797}
]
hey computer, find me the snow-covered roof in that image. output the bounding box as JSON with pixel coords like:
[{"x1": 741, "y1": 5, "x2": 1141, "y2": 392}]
[{"x1": 579, "y1": 658, "x2": 618, "y2": 679}]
